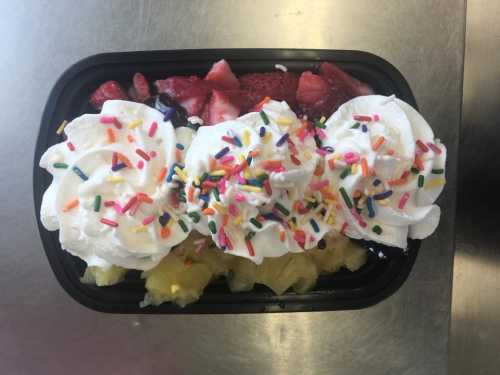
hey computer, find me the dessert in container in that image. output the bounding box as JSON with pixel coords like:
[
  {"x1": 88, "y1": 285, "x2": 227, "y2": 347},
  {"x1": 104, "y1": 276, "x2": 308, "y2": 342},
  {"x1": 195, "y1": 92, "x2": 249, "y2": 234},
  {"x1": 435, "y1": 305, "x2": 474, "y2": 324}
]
[{"x1": 33, "y1": 49, "x2": 431, "y2": 314}]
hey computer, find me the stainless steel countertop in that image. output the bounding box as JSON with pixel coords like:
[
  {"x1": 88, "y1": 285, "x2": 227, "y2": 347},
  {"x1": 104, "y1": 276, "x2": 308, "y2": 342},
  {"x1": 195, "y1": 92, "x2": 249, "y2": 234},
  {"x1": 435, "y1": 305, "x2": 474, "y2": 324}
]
[
  {"x1": 0, "y1": 1, "x2": 465, "y2": 374},
  {"x1": 449, "y1": 1, "x2": 500, "y2": 374}
]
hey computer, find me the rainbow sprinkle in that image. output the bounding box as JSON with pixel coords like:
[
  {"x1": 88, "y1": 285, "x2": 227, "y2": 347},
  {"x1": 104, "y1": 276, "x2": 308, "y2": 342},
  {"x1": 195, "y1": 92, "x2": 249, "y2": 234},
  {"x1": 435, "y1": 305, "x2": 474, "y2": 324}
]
[
  {"x1": 222, "y1": 135, "x2": 236, "y2": 146},
  {"x1": 63, "y1": 198, "x2": 79, "y2": 212},
  {"x1": 100, "y1": 218, "x2": 119, "y2": 227},
  {"x1": 274, "y1": 202, "x2": 290, "y2": 216},
  {"x1": 208, "y1": 221, "x2": 217, "y2": 234},
  {"x1": 260, "y1": 110, "x2": 270, "y2": 125},
  {"x1": 127, "y1": 119, "x2": 143, "y2": 129},
  {"x1": 232, "y1": 135, "x2": 242, "y2": 147},
  {"x1": 425, "y1": 177, "x2": 446, "y2": 190},
  {"x1": 148, "y1": 121, "x2": 158, "y2": 137},
  {"x1": 111, "y1": 163, "x2": 126, "y2": 172},
  {"x1": 372, "y1": 225, "x2": 383, "y2": 235},
  {"x1": 373, "y1": 190, "x2": 393, "y2": 200},
  {"x1": 398, "y1": 192, "x2": 411, "y2": 209},
  {"x1": 142, "y1": 215, "x2": 155, "y2": 226},
  {"x1": 178, "y1": 219, "x2": 189, "y2": 233},
  {"x1": 67, "y1": 142, "x2": 75, "y2": 151},
  {"x1": 160, "y1": 226, "x2": 171, "y2": 238},
  {"x1": 135, "y1": 148, "x2": 150, "y2": 161},
  {"x1": 361, "y1": 158, "x2": 368, "y2": 177},
  {"x1": 339, "y1": 187, "x2": 353, "y2": 209},
  {"x1": 72, "y1": 166, "x2": 88, "y2": 181},
  {"x1": 310, "y1": 218, "x2": 320, "y2": 233},
  {"x1": 93, "y1": 195, "x2": 101, "y2": 212},
  {"x1": 259, "y1": 126, "x2": 266, "y2": 137},
  {"x1": 372, "y1": 136, "x2": 385, "y2": 151},
  {"x1": 418, "y1": 175, "x2": 425, "y2": 188},
  {"x1": 277, "y1": 117, "x2": 293, "y2": 126},
  {"x1": 367, "y1": 197, "x2": 375, "y2": 218},
  {"x1": 121, "y1": 195, "x2": 138, "y2": 214},
  {"x1": 53, "y1": 163, "x2": 68, "y2": 169},
  {"x1": 188, "y1": 212, "x2": 201, "y2": 223},
  {"x1": 106, "y1": 175, "x2": 124, "y2": 183},
  {"x1": 416, "y1": 139, "x2": 429, "y2": 152},
  {"x1": 158, "y1": 212, "x2": 171, "y2": 226},
  {"x1": 245, "y1": 239, "x2": 255, "y2": 256},
  {"x1": 276, "y1": 133, "x2": 289, "y2": 147},
  {"x1": 215, "y1": 147, "x2": 230, "y2": 159},
  {"x1": 56, "y1": 120, "x2": 67, "y2": 135},
  {"x1": 353, "y1": 115, "x2": 373, "y2": 122}
]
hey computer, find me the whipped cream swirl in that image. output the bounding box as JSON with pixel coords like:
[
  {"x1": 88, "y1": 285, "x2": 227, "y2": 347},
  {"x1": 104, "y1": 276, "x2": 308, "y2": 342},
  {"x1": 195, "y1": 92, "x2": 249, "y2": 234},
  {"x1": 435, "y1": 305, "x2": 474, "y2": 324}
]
[
  {"x1": 322, "y1": 95, "x2": 446, "y2": 248},
  {"x1": 183, "y1": 100, "x2": 331, "y2": 264},
  {"x1": 40, "y1": 100, "x2": 192, "y2": 270}
]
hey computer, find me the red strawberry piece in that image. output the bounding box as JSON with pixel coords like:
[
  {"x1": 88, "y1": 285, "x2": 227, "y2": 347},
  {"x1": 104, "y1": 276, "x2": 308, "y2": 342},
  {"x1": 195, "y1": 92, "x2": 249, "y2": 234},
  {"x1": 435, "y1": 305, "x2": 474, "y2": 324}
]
[
  {"x1": 296, "y1": 72, "x2": 330, "y2": 106},
  {"x1": 296, "y1": 71, "x2": 343, "y2": 118},
  {"x1": 90, "y1": 81, "x2": 128, "y2": 110},
  {"x1": 319, "y1": 62, "x2": 373, "y2": 96},
  {"x1": 239, "y1": 72, "x2": 299, "y2": 109},
  {"x1": 219, "y1": 89, "x2": 254, "y2": 112},
  {"x1": 128, "y1": 72, "x2": 151, "y2": 102},
  {"x1": 203, "y1": 89, "x2": 240, "y2": 125},
  {"x1": 155, "y1": 76, "x2": 211, "y2": 116},
  {"x1": 205, "y1": 59, "x2": 240, "y2": 90},
  {"x1": 296, "y1": 62, "x2": 374, "y2": 118}
]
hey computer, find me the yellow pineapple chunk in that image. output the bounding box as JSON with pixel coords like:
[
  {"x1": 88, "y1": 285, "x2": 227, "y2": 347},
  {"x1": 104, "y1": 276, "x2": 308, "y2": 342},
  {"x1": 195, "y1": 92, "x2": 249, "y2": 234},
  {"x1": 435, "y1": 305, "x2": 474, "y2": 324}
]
[
  {"x1": 81, "y1": 265, "x2": 127, "y2": 286},
  {"x1": 142, "y1": 253, "x2": 213, "y2": 307}
]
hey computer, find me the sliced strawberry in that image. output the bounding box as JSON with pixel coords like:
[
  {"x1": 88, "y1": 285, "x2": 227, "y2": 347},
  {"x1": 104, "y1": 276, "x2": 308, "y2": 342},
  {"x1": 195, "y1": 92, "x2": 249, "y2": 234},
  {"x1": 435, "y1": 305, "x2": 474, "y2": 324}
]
[
  {"x1": 296, "y1": 63, "x2": 373, "y2": 118},
  {"x1": 296, "y1": 71, "x2": 340, "y2": 118},
  {"x1": 205, "y1": 59, "x2": 240, "y2": 90},
  {"x1": 220, "y1": 89, "x2": 254, "y2": 112},
  {"x1": 128, "y1": 72, "x2": 151, "y2": 102},
  {"x1": 319, "y1": 62, "x2": 373, "y2": 96},
  {"x1": 90, "y1": 81, "x2": 128, "y2": 110},
  {"x1": 296, "y1": 72, "x2": 330, "y2": 106},
  {"x1": 155, "y1": 76, "x2": 211, "y2": 116},
  {"x1": 204, "y1": 89, "x2": 240, "y2": 125},
  {"x1": 239, "y1": 72, "x2": 299, "y2": 109}
]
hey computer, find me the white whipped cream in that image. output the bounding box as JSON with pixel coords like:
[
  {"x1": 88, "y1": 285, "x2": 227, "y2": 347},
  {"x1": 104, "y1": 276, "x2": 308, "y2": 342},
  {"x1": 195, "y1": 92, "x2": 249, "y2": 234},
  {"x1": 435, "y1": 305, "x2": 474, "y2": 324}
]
[
  {"x1": 183, "y1": 100, "x2": 331, "y2": 264},
  {"x1": 322, "y1": 95, "x2": 446, "y2": 248},
  {"x1": 40, "y1": 100, "x2": 192, "y2": 270}
]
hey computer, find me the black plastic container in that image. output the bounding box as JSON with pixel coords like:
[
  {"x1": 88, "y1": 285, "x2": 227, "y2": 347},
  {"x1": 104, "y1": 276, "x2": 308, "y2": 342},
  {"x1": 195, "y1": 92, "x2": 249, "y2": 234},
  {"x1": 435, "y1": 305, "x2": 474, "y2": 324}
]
[{"x1": 33, "y1": 49, "x2": 419, "y2": 314}]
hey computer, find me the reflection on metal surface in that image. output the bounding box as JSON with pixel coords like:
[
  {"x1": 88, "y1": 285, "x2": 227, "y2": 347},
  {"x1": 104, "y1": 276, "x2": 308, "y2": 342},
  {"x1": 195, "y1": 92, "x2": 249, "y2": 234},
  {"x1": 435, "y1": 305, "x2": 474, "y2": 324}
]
[
  {"x1": 449, "y1": 0, "x2": 500, "y2": 373},
  {"x1": 0, "y1": 0, "x2": 464, "y2": 374}
]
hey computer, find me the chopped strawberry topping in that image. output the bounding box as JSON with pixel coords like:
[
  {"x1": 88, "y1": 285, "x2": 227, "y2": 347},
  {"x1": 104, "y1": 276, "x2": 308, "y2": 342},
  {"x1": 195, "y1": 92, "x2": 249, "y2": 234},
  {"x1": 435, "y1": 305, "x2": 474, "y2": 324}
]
[
  {"x1": 90, "y1": 81, "x2": 128, "y2": 110},
  {"x1": 205, "y1": 59, "x2": 240, "y2": 90},
  {"x1": 239, "y1": 72, "x2": 299, "y2": 109},
  {"x1": 128, "y1": 73, "x2": 151, "y2": 102},
  {"x1": 296, "y1": 62, "x2": 373, "y2": 118},
  {"x1": 155, "y1": 76, "x2": 211, "y2": 116},
  {"x1": 203, "y1": 89, "x2": 240, "y2": 125},
  {"x1": 319, "y1": 62, "x2": 373, "y2": 96}
]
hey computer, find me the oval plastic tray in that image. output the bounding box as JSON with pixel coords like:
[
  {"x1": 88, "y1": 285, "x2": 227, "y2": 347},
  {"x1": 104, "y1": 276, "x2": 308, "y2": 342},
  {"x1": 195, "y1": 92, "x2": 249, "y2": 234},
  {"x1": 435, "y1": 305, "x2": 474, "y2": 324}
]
[{"x1": 33, "y1": 49, "x2": 419, "y2": 314}]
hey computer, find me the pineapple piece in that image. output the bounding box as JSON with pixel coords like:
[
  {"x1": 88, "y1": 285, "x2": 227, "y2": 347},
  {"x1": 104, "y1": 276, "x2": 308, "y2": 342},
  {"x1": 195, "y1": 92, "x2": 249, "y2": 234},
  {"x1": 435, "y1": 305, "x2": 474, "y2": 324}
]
[
  {"x1": 175, "y1": 233, "x2": 232, "y2": 276},
  {"x1": 309, "y1": 233, "x2": 350, "y2": 273},
  {"x1": 343, "y1": 240, "x2": 368, "y2": 271},
  {"x1": 142, "y1": 253, "x2": 213, "y2": 307},
  {"x1": 81, "y1": 265, "x2": 127, "y2": 286},
  {"x1": 288, "y1": 253, "x2": 319, "y2": 293},
  {"x1": 255, "y1": 254, "x2": 292, "y2": 295},
  {"x1": 226, "y1": 256, "x2": 257, "y2": 292},
  {"x1": 256, "y1": 253, "x2": 318, "y2": 295}
]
